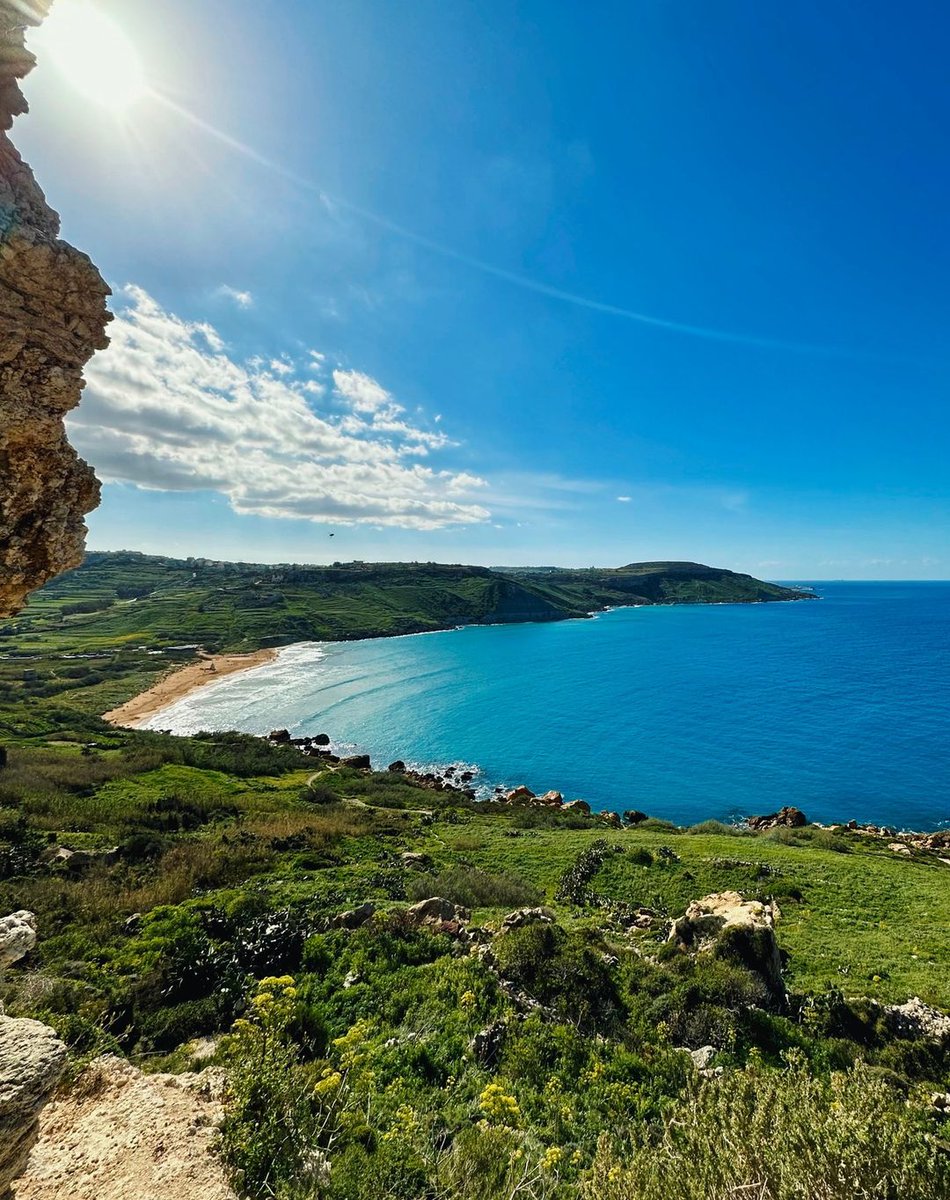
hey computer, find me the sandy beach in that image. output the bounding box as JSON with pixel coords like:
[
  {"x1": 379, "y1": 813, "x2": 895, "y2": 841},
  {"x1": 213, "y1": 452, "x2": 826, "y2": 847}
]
[{"x1": 103, "y1": 649, "x2": 278, "y2": 729}]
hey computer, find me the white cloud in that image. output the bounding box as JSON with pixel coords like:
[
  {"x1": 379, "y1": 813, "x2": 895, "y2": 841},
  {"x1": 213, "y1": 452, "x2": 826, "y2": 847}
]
[
  {"x1": 217, "y1": 285, "x2": 253, "y2": 309},
  {"x1": 616, "y1": 495, "x2": 632, "y2": 502},
  {"x1": 68, "y1": 286, "x2": 490, "y2": 531}
]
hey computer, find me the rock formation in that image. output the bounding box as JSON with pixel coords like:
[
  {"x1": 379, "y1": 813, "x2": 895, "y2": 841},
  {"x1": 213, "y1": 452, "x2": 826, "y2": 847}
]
[
  {"x1": 12, "y1": 1056, "x2": 235, "y2": 1200},
  {"x1": 669, "y1": 890, "x2": 786, "y2": 1001},
  {"x1": 0, "y1": 1016, "x2": 66, "y2": 1200},
  {"x1": 0, "y1": 911, "x2": 36, "y2": 968},
  {"x1": 0, "y1": 0, "x2": 110, "y2": 617}
]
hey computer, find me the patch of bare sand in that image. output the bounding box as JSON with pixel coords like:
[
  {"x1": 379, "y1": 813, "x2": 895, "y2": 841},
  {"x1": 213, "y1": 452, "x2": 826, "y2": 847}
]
[
  {"x1": 103, "y1": 649, "x2": 277, "y2": 728},
  {"x1": 14, "y1": 1056, "x2": 235, "y2": 1200}
]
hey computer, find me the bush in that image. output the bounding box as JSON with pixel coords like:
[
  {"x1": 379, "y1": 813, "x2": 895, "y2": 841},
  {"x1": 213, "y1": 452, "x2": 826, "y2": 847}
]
[
  {"x1": 584, "y1": 1057, "x2": 950, "y2": 1200},
  {"x1": 407, "y1": 865, "x2": 542, "y2": 909},
  {"x1": 686, "y1": 819, "x2": 750, "y2": 836}
]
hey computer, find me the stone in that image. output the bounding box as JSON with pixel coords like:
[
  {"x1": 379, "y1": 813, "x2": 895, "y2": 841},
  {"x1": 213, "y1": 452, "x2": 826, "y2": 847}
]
[
  {"x1": 313, "y1": 733, "x2": 331, "y2": 746},
  {"x1": 0, "y1": 1015, "x2": 67, "y2": 1198},
  {"x1": 505, "y1": 786, "x2": 536, "y2": 804},
  {"x1": 399, "y1": 852, "x2": 429, "y2": 869},
  {"x1": 688, "y1": 1045, "x2": 717, "y2": 1070},
  {"x1": 470, "y1": 1019, "x2": 507, "y2": 1067},
  {"x1": 342, "y1": 754, "x2": 371, "y2": 769},
  {"x1": 268, "y1": 728, "x2": 291, "y2": 743},
  {"x1": 884, "y1": 996, "x2": 950, "y2": 1043},
  {"x1": 669, "y1": 890, "x2": 785, "y2": 1000},
  {"x1": 599, "y1": 810, "x2": 622, "y2": 828},
  {"x1": 12, "y1": 1055, "x2": 235, "y2": 1200},
  {"x1": 538, "y1": 790, "x2": 563, "y2": 806},
  {"x1": 623, "y1": 809, "x2": 648, "y2": 825},
  {"x1": 0, "y1": 910, "x2": 36, "y2": 967},
  {"x1": 0, "y1": 0, "x2": 111, "y2": 617},
  {"x1": 564, "y1": 799, "x2": 591, "y2": 815},
  {"x1": 387, "y1": 760, "x2": 406, "y2": 773},
  {"x1": 406, "y1": 897, "x2": 470, "y2": 926},
  {"x1": 329, "y1": 902, "x2": 375, "y2": 930},
  {"x1": 500, "y1": 907, "x2": 554, "y2": 933},
  {"x1": 746, "y1": 806, "x2": 807, "y2": 831},
  {"x1": 888, "y1": 842, "x2": 912, "y2": 856}
]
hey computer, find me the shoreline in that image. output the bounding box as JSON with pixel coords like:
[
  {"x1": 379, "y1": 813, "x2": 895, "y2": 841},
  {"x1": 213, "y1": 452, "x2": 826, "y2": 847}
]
[{"x1": 102, "y1": 649, "x2": 278, "y2": 729}]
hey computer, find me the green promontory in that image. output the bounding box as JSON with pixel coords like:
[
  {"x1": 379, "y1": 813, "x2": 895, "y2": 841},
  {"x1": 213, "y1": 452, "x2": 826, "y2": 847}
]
[{"x1": 10, "y1": 551, "x2": 812, "y2": 655}]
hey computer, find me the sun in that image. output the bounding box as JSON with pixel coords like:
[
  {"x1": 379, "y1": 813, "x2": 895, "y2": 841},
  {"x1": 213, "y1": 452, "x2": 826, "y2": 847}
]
[{"x1": 39, "y1": 1, "x2": 147, "y2": 112}]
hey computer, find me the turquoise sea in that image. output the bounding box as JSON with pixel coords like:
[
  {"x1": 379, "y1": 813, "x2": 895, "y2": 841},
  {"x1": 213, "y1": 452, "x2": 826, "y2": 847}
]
[{"x1": 145, "y1": 582, "x2": 950, "y2": 830}]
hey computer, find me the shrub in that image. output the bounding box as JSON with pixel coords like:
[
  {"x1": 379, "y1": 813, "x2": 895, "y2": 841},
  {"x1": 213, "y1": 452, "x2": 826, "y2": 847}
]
[
  {"x1": 407, "y1": 865, "x2": 542, "y2": 909},
  {"x1": 584, "y1": 1057, "x2": 950, "y2": 1200}
]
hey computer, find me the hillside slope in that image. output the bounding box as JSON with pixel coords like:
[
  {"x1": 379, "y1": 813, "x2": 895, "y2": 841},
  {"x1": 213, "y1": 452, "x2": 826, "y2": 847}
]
[{"x1": 10, "y1": 552, "x2": 812, "y2": 655}]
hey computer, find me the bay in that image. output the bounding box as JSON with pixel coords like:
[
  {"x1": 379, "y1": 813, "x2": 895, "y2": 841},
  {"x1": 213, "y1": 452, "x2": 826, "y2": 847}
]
[{"x1": 143, "y1": 581, "x2": 950, "y2": 829}]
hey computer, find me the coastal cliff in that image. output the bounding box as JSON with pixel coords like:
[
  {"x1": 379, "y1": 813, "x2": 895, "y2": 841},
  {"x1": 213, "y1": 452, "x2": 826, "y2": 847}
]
[{"x1": 0, "y1": 0, "x2": 110, "y2": 618}]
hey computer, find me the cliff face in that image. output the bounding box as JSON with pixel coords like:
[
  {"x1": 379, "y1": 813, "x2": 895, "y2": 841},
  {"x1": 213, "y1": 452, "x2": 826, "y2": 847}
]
[{"x1": 0, "y1": 0, "x2": 110, "y2": 617}]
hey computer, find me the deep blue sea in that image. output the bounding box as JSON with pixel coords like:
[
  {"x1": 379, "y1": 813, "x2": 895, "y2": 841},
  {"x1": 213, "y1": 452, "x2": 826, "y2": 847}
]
[{"x1": 145, "y1": 582, "x2": 950, "y2": 830}]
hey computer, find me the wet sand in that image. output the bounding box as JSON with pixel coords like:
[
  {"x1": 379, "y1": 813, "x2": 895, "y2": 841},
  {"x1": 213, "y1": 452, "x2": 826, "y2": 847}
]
[{"x1": 103, "y1": 649, "x2": 277, "y2": 728}]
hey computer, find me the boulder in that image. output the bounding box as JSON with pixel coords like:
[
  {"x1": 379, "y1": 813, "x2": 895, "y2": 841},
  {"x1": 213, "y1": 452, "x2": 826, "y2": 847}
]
[
  {"x1": 0, "y1": 911, "x2": 36, "y2": 968},
  {"x1": 500, "y1": 907, "x2": 554, "y2": 933},
  {"x1": 505, "y1": 786, "x2": 536, "y2": 804},
  {"x1": 470, "y1": 1019, "x2": 508, "y2": 1067},
  {"x1": 399, "y1": 852, "x2": 429, "y2": 869},
  {"x1": 342, "y1": 754, "x2": 371, "y2": 770},
  {"x1": 387, "y1": 760, "x2": 406, "y2": 773},
  {"x1": 884, "y1": 997, "x2": 950, "y2": 1043},
  {"x1": 688, "y1": 1044, "x2": 717, "y2": 1070},
  {"x1": 669, "y1": 890, "x2": 785, "y2": 1000},
  {"x1": 0, "y1": 1016, "x2": 67, "y2": 1198},
  {"x1": 329, "y1": 902, "x2": 376, "y2": 930},
  {"x1": 564, "y1": 799, "x2": 591, "y2": 816},
  {"x1": 268, "y1": 728, "x2": 291, "y2": 744},
  {"x1": 746, "y1": 806, "x2": 807, "y2": 831},
  {"x1": 406, "y1": 897, "x2": 470, "y2": 926},
  {"x1": 623, "y1": 809, "x2": 648, "y2": 825},
  {"x1": 313, "y1": 733, "x2": 331, "y2": 746},
  {"x1": 538, "y1": 790, "x2": 563, "y2": 807},
  {"x1": 888, "y1": 842, "x2": 912, "y2": 856},
  {"x1": 599, "y1": 810, "x2": 622, "y2": 828}
]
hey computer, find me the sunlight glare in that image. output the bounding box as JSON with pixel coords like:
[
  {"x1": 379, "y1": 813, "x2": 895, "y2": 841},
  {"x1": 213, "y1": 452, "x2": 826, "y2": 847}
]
[{"x1": 40, "y1": 1, "x2": 147, "y2": 111}]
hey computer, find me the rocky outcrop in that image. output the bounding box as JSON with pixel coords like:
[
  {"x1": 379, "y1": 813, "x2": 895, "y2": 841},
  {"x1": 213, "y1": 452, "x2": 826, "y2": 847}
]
[
  {"x1": 0, "y1": 1015, "x2": 66, "y2": 1199},
  {"x1": 884, "y1": 996, "x2": 950, "y2": 1043},
  {"x1": 0, "y1": 912, "x2": 36, "y2": 968},
  {"x1": 0, "y1": 0, "x2": 111, "y2": 617},
  {"x1": 746, "y1": 806, "x2": 807, "y2": 831},
  {"x1": 669, "y1": 891, "x2": 785, "y2": 1001},
  {"x1": 406, "y1": 897, "x2": 469, "y2": 926},
  {"x1": 12, "y1": 1055, "x2": 235, "y2": 1200},
  {"x1": 500, "y1": 907, "x2": 554, "y2": 933}
]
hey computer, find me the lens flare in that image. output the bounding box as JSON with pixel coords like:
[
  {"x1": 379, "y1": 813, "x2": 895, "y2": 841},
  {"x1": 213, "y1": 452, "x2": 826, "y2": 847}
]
[{"x1": 38, "y1": 0, "x2": 147, "y2": 111}]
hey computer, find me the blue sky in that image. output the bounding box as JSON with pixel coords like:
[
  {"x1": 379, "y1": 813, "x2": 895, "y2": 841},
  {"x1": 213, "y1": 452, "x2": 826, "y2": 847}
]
[{"x1": 19, "y1": 0, "x2": 950, "y2": 578}]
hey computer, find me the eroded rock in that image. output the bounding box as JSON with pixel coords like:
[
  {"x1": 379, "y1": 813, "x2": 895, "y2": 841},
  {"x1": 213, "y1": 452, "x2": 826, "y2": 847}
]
[
  {"x1": 669, "y1": 890, "x2": 785, "y2": 1000},
  {"x1": 406, "y1": 897, "x2": 469, "y2": 926},
  {"x1": 0, "y1": 1015, "x2": 66, "y2": 1199},
  {"x1": 0, "y1": 0, "x2": 111, "y2": 617},
  {"x1": 884, "y1": 996, "x2": 950, "y2": 1043},
  {"x1": 746, "y1": 806, "x2": 807, "y2": 831},
  {"x1": 0, "y1": 912, "x2": 36, "y2": 968}
]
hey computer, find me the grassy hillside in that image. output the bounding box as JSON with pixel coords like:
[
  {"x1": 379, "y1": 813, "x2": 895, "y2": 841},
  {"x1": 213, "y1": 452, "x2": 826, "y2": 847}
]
[
  {"x1": 8, "y1": 550, "x2": 810, "y2": 654},
  {"x1": 0, "y1": 733, "x2": 947, "y2": 1199},
  {"x1": 4, "y1": 557, "x2": 946, "y2": 1198}
]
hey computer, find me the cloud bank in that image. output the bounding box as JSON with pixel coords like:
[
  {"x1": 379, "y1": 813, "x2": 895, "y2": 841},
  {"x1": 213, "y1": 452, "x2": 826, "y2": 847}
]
[{"x1": 68, "y1": 286, "x2": 490, "y2": 530}]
